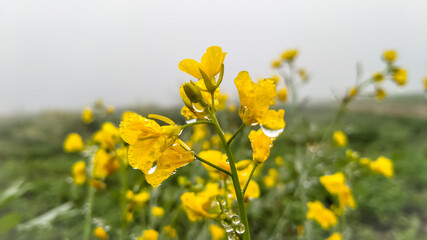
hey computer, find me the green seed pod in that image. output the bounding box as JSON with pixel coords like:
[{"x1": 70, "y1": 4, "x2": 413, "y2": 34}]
[{"x1": 183, "y1": 82, "x2": 203, "y2": 104}]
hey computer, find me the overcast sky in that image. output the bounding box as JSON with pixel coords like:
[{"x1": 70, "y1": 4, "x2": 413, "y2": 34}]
[{"x1": 1, "y1": 0, "x2": 426, "y2": 115}]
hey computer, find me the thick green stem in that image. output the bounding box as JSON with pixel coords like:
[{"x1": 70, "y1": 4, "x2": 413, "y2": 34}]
[{"x1": 209, "y1": 110, "x2": 251, "y2": 240}]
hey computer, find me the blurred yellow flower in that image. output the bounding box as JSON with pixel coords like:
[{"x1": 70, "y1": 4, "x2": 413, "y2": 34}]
[
  {"x1": 373, "y1": 72, "x2": 384, "y2": 82},
  {"x1": 93, "y1": 122, "x2": 121, "y2": 151},
  {"x1": 271, "y1": 75, "x2": 280, "y2": 84},
  {"x1": 234, "y1": 71, "x2": 285, "y2": 131},
  {"x1": 375, "y1": 88, "x2": 386, "y2": 101},
  {"x1": 249, "y1": 129, "x2": 273, "y2": 163},
  {"x1": 63, "y1": 133, "x2": 84, "y2": 153},
  {"x1": 393, "y1": 68, "x2": 407, "y2": 86},
  {"x1": 359, "y1": 157, "x2": 372, "y2": 166},
  {"x1": 120, "y1": 112, "x2": 194, "y2": 187},
  {"x1": 179, "y1": 46, "x2": 226, "y2": 80},
  {"x1": 181, "y1": 192, "x2": 217, "y2": 221},
  {"x1": 327, "y1": 232, "x2": 343, "y2": 240},
  {"x1": 82, "y1": 107, "x2": 93, "y2": 124},
  {"x1": 298, "y1": 68, "x2": 308, "y2": 81},
  {"x1": 319, "y1": 172, "x2": 346, "y2": 195},
  {"x1": 93, "y1": 148, "x2": 120, "y2": 179},
  {"x1": 272, "y1": 59, "x2": 281, "y2": 68},
  {"x1": 332, "y1": 131, "x2": 348, "y2": 147},
  {"x1": 72, "y1": 160, "x2": 86, "y2": 185},
  {"x1": 383, "y1": 50, "x2": 397, "y2": 62},
  {"x1": 281, "y1": 49, "x2": 298, "y2": 61},
  {"x1": 209, "y1": 224, "x2": 225, "y2": 240},
  {"x1": 424, "y1": 77, "x2": 427, "y2": 91},
  {"x1": 152, "y1": 206, "x2": 164, "y2": 217},
  {"x1": 337, "y1": 185, "x2": 356, "y2": 210},
  {"x1": 370, "y1": 156, "x2": 394, "y2": 178},
  {"x1": 138, "y1": 229, "x2": 159, "y2": 240},
  {"x1": 134, "y1": 191, "x2": 150, "y2": 204},
  {"x1": 275, "y1": 156, "x2": 284, "y2": 166},
  {"x1": 163, "y1": 225, "x2": 178, "y2": 238},
  {"x1": 263, "y1": 169, "x2": 278, "y2": 188},
  {"x1": 277, "y1": 88, "x2": 288, "y2": 102},
  {"x1": 306, "y1": 201, "x2": 337, "y2": 229},
  {"x1": 346, "y1": 149, "x2": 359, "y2": 161},
  {"x1": 348, "y1": 87, "x2": 358, "y2": 98},
  {"x1": 94, "y1": 226, "x2": 109, "y2": 240}
]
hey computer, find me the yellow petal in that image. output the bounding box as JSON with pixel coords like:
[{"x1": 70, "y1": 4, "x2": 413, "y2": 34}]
[
  {"x1": 259, "y1": 109, "x2": 285, "y2": 131},
  {"x1": 200, "y1": 46, "x2": 226, "y2": 78},
  {"x1": 120, "y1": 112, "x2": 161, "y2": 145},
  {"x1": 249, "y1": 129, "x2": 273, "y2": 163},
  {"x1": 179, "y1": 59, "x2": 202, "y2": 79}
]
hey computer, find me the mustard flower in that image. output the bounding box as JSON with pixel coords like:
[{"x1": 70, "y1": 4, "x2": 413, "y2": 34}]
[
  {"x1": 277, "y1": 87, "x2": 288, "y2": 102},
  {"x1": 230, "y1": 160, "x2": 260, "y2": 199},
  {"x1": 72, "y1": 160, "x2": 86, "y2": 185},
  {"x1": 319, "y1": 172, "x2": 346, "y2": 195},
  {"x1": 82, "y1": 107, "x2": 93, "y2": 124},
  {"x1": 263, "y1": 169, "x2": 278, "y2": 188},
  {"x1": 199, "y1": 150, "x2": 230, "y2": 179},
  {"x1": 370, "y1": 156, "x2": 394, "y2": 178},
  {"x1": 271, "y1": 75, "x2": 280, "y2": 84},
  {"x1": 383, "y1": 50, "x2": 397, "y2": 62},
  {"x1": 63, "y1": 133, "x2": 84, "y2": 153},
  {"x1": 373, "y1": 72, "x2": 384, "y2": 82},
  {"x1": 163, "y1": 225, "x2": 178, "y2": 238},
  {"x1": 393, "y1": 68, "x2": 407, "y2": 86},
  {"x1": 120, "y1": 112, "x2": 194, "y2": 187},
  {"x1": 306, "y1": 201, "x2": 337, "y2": 229},
  {"x1": 209, "y1": 224, "x2": 226, "y2": 240},
  {"x1": 127, "y1": 190, "x2": 150, "y2": 205},
  {"x1": 138, "y1": 229, "x2": 159, "y2": 240},
  {"x1": 217, "y1": 93, "x2": 229, "y2": 110},
  {"x1": 179, "y1": 46, "x2": 226, "y2": 80},
  {"x1": 337, "y1": 185, "x2": 356, "y2": 210},
  {"x1": 181, "y1": 192, "x2": 217, "y2": 221},
  {"x1": 152, "y1": 206, "x2": 164, "y2": 217},
  {"x1": 327, "y1": 232, "x2": 343, "y2": 240},
  {"x1": 272, "y1": 59, "x2": 281, "y2": 68},
  {"x1": 93, "y1": 122, "x2": 121, "y2": 151},
  {"x1": 94, "y1": 226, "x2": 109, "y2": 240},
  {"x1": 275, "y1": 156, "x2": 284, "y2": 166},
  {"x1": 375, "y1": 88, "x2": 386, "y2": 101},
  {"x1": 332, "y1": 131, "x2": 348, "y2": 147},
  {"x1": 348, "y1": 87, "x2": 358, "y2": 98},
  {"x1": 359, "y1": 157, "x2": 372, "y2": 166},
  {"x1": 93, "y1": 148, "x2": 119, "y2": 179},
  {"x1": 281, "y1": 49, "x2": 299, "y2": 61},
  {"x1": 234, "y1": 71, "x2": 285, "y2": 132},
  {"x1": 249, "y1": 129, "x2": 274, "y2": 163}
]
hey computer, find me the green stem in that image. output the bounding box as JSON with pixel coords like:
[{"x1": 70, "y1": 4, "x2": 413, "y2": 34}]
[
  {"x1": 119, "y1": 150, "x2": 129, "y2": 240},
  {"x1": 227, "y1": 123, "x2": 246, "y2": 146},
  {"x1": 83, "y1": 149, "x2": 96, "y2": 240},
  {"x1": 242, "y1": 162, "x2": 258, "y2": 195},
  {"x1": 181, "y1": 120, "x2": 213, "y2": 130},
  {"x1": 194, "y1": 154, "x2": 231, "y2": 176},
  {"x1": 208, "y1": 109, "x2": 251, "y2": 240}
]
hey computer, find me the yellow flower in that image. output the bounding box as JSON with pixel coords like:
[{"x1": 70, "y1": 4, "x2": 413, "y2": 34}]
[
  {"x1": 72, "y1": 160, "x2": 86, "y2": 185},
  {"x1": 134, "y1": 191, "x2": 150, "y2": 204},
  {"x1": 82, "y1": 107, "x2": 93, "y2": 124},
  {"x1": 327, "y1": 232, "x2": 343, "y2": 240},
  {"x1": 93, "y1": 122, "x2": 121, "y2": 151},
  {"x1": 319, "y1": 172, "x2": 346, "y2": 195},
  {"x1": 332, "y1": 131, "x2": 347, "y2": 147},
  {"x1": 424, "y1": 77, "x2": 427, "y2": 91},
  {"x1": 375, "y1": 88, "x2": 386, "y2": 101},
  {"x1": 90, "y1": 179, "x2": 106, "y2": 190},
  {"x1": 383, "y1": 50, "x2": 397, "y2": 62},
  {"x1": 94, "y1": 226, "x2": 109, "y2": 240},
  {"x1": 163, "y1": 225, "x2": 178, "y2": 238},
  {"x1": 199, "y1": 150, "x2": 230, "y2": 179},
  {"x1": 93, "y1": 148, "x2": 120, "y2": 179},
  {"x1": 348, "y1": 87, "x2": 358, "y2": 98},
  {"x1": 306, "y1": 201, "x2": 337, "y2": 229},
  {"x1": 151, "y1": 206, "x2": 164, "y2": 217},
  {"x1": 263, "y1": 169, "x2": 278, "y2": 188},
  {"x1": 373, "y1": 72, "x2": 384, "y2": 82},
  {"x1": 271, "y1": 75, "x2": 280, "y2": 84},
  {"x1": 272, "y1": 59, "x2": 281, "y2": 68},
  {"x1": 228, "y1": 160, "x2": 260, "y2": 199},
  {"x1": 370, "y1": 156, "x2": 394, "y2": 178},
  {"x1": 275, "y1": 156, "x2": 284, "y2": 166},
  {"x1": 249, "y1": 129, "x2": 273, "y2": 163},
  {"x1": 209, "y1": 224, "x2": 225, "y2": 240},
  {"x1": 393, "y1": 68, "x2": 407, "y2": 86},
  {"x1": 359, "y1": 157, "x2": 372, "y2": 166},
  {"x1": 337, "y1": 185, "x2": 356, "y2": 210},
  {"x1": 234, "y1": 71, "x2": 285, "y2": 131},
  {"x1": 120, "y1": 112, "x2": 194, "y2": 187},
  {"x1": 63, "y1": 133, "x2": 84, "y2": 153},
  {"x1": 138, "y1": 229, "x2": 159, "y2": 240},
  {"x1": 180, "y1": 80, "x2": 220, "y2": 120},
  {"x1": 277, "y1": 88, "x2": 288, "y2": 102},
  {"x1": 281, "y1": 49, "x2": 299, "y2": 61},
  {"x1": 217, "y1": 93, "x2": 228, "y2": 110},
  {"x1": 190, "y1": 124, "x2": 208, "y2": 144},
  {"x1": 179, "y1": 46, "x2": 226, "y2": 80},
  {"x1": 181, "y1": 192, "x2": 217, "y2": 221}
]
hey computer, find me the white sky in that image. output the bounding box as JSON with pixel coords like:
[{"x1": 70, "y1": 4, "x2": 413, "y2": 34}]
[{"x1": 1, "y1": 0, "x2": 426, "y2": 114}]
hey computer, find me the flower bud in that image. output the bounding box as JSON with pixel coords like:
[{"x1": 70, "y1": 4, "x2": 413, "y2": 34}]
[{"x1": 183, "y1": 82, "x2": 204, "y2": 104}]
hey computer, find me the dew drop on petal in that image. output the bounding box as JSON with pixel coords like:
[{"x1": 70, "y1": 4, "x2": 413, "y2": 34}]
[
  {"x1": 260, "y1": 125, "x2": 284, "y2": 138},
  {"x1": 148, "y1": 165, "x2": 157, "y2": 174}
]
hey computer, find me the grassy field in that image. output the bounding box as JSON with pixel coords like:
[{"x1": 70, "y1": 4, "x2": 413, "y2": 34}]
[{"x1": 0, "y1": 95, "x2": 426, "y2": 240}]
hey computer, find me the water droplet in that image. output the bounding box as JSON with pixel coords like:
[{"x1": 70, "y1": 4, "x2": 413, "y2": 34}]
[
  {"x1": 235, "y1": 223, "x2": 245, "y2": 234},
  {"x1": 133, "y1": 167, "x2": 138, "y2": 170},
  {"x1": 225, "y1": 226, "x2": 234, "y2": 233},
  {"x1": 186, "y1": 119, "x2": 197, "y2": 124},
  {"x1": 221, "y1": 220, "x2": 230, "y2": 228},
  {"x1": 192, "y1": 103, "x2": 204, "y2": 113},
  {"x1": 228, "y1": 232, "x2": 239, "y2": 240},
  {"x1": 148, "y1": 165, "x2": 157, "y2": 174},
  {"x1": 260, "y1": 125, "x2": 284, "y2": 138},
  {"x1": 231, "y1": 215, "x2": 240, "y2": 225},
  {"x1": 216, "y1": 196, "x2": 226, "y2": 206}
]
